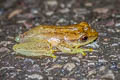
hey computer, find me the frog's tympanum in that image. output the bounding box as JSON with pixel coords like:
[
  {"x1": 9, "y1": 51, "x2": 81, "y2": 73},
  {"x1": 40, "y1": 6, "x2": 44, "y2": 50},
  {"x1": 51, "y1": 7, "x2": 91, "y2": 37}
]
[{"x1": 13, "y1": 22, "x2": 98, "y2": 58}]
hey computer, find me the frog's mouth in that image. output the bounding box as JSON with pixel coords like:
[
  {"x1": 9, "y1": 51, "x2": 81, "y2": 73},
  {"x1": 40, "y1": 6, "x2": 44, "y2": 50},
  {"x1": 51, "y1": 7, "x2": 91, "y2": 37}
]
[{"x1": 86, "y1": 36, "x2": 98, "y2": 44}]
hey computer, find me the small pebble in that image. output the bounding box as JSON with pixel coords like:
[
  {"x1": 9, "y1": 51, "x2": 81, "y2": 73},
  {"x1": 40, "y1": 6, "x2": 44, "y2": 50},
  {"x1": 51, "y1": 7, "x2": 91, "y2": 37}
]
[
  {"x1": 114, "y1": 14, "x2": 120, "y2": 18},
  {"x1": 31, "y1": 9, "x2": 38, "y2": 14},
  {"x1": 98, "y1": 33, "x2": 107, "y2": 36},
  {"x1": 116, "y1": 29, "x2": 120, "y2": 32},
  {"x1": 57, "y1": 18, "x2": 67, "y2": 24},
  {"x1": 73, "y1": 8, "x2": 90, "y2": 14},
  {"x1": 0, "y1": 47, "x2": 10, "y2": 52},
  {"x1": 31, "y1": 64, "x2": 41, "y2": 72},
  {"x1": 69, "y1": 78, "x2": 76, "y2": 80},
  {"x1": 26, "y1": 74, "x2": 43, "y2": 80},
  {"x1": 0, "y1": 8, "x2": 4, "y2": 15},
  {"x1": 87, "y1": 69, "x2": 96, "y2": 77},
  {"x1": 0, "y1": 29, "x2": 2, "y2": 32},
  {"x1": 46, "y1": 11, "x2": 54, "y2": 16},
  {"x1": 88, "y1": 62, "x2": 95, "y2": 66},
  {"x1": 61, "y1": 78, "x2": 68, "y2": 80},
  {"x1": 96, "y1": 60, "x2": 107, "y2": 67},
  {"x1": 59, "y1": 8, "x2": 70, "y2": 13},
  {"x1": 103, "y1": 38, "x2": 110, "y2": 42},
  {"x1": 110, "y1": 62, "x2": 118, "y2": 71},
  {"x1": 8, "y1": 9, "x2": 23, "y2": 19},
  {"x1": 107, "y1": 28, "x2": 115, "y2": 33},
  {"x1": 71, "y1": 57, "x2": 80, "y2": 62},
  {"x1": 93, "y1": 8, "x2": 109, "y2": 14},
  {"x1": 0, "y1": 41, "x2": 12, "y2": 46},
  {"x1": 115, "y1": 23, "x2": 120, "y2": 27},
  {"x1": 99, "y1": 66, "x2": 106, "y2": 72},
  {"x1": 62, "y1": 78, "x2": 75, "y2": 80},
  {"x1": 60, "y1": 4, "x2": 65, "y2": 8},
  {"x1": 24, "y1": 58, "x2": 34, "y2": 64},
  {"x1": 109, "y1": 55, "x2": 118, "y2": 61},
  {"x1": 63, "y1": 63, "x2": 76, "y2": 71},
  {"x1": 111, "y1": 43, "x2": 119, "y2": 47},
  {"x1": 47, "y1": 64, "x2": 62, "y2": 71},
  {"x1": 46, "y1": 0, "x2": 58, "y2": 6},
  {"x1": 101, "y1": 70, "x2": 115, "y2": 80},
  {"x1": 106, "y1": 20, "x2": 115, "y2": 26},
  {"x1": 48, "y1": 77, "x2": 53, "y2": 80},
  {"x1": 84, "y1": 2, "x2": 93, "y2": 7},
  {"x1": 98, "y1": 59, "x2": 108, "y2": 63},
  {"x1": 117, "y1": 63, "x2": 120, "y2": 69}
]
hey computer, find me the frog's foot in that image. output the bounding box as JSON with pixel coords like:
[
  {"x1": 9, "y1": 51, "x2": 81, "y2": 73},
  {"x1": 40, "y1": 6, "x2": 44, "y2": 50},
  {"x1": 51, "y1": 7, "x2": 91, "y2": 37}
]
[
  {"x1": 71, "y1": 48, "x2": 96, "y2": 56},
  {"x1": 45, "y1": 50, "x2": 57, "y2": 58}
]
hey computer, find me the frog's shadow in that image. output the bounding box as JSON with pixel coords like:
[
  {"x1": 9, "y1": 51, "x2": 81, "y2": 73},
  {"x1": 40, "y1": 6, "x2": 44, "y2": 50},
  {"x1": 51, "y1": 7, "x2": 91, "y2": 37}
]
[{"x1": 14, "y1": 52, "x2": 82, "y2": 59}]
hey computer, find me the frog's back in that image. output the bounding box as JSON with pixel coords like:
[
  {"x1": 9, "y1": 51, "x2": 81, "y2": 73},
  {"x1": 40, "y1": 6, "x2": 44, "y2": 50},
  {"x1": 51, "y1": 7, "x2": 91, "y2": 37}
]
[
  {"x1": 26, "y1": 24, "x2": 84, "y2": 34},
  {"x1": 20, "y1": 24, "x2": 84, "y2": 42},
  {"x1": 18, "y1": 22, "x2": 97, "y2": 43}
]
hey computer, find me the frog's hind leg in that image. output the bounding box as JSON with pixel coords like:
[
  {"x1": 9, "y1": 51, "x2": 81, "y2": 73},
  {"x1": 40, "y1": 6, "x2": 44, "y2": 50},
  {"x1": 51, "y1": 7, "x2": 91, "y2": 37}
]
[{"x1": 13, "y1": 40, "x2": 58, "y2": 58}]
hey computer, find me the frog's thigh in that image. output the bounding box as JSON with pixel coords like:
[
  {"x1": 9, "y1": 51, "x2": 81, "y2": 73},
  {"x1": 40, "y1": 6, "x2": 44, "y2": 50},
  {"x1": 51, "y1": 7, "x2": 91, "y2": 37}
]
[
  {"x1": 28, "y1": 49, "x2": 56, "y2": 58},
  {"x1": 14, "y1": 40, "x2": 57, "y2": 58},
  {"x1": 37, "y1": 40, "x2": 58, "y2": 58},
  {"x1": 32, "y1": 40, "x2": 57, "y2": 58}
]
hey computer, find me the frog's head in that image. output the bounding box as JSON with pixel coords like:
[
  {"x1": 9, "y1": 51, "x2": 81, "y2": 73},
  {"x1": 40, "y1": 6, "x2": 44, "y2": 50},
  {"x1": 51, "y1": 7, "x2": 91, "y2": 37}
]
[{"x1": 77, "y1": 22, "x2": 98, "y2": 46}]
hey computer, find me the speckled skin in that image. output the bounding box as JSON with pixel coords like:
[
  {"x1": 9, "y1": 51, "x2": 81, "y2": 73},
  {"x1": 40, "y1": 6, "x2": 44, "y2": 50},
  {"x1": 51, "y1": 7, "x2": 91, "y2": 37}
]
[{"x1": 13, "y1": 22, "x2": 98, "y2": 58}]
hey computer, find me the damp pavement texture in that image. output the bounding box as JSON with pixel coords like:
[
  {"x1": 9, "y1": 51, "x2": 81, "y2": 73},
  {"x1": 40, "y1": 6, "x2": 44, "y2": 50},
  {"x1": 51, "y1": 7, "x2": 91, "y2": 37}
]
[{"x1": 0, "y1": 0, "x2": 120, "y2": 80}]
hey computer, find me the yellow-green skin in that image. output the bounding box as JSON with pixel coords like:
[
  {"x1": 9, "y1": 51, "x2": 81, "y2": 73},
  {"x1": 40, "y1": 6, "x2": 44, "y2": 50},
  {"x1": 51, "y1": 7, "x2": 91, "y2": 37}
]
[{"x1": 13, "y1": 22, "x2": 98, "y2": 58}]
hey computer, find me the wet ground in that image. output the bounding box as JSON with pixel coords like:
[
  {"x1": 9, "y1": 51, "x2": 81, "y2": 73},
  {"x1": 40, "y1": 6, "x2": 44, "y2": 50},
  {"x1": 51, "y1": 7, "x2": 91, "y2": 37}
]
[{"x1": 0, "y1": 0, "x2": 120, "y2": 80}]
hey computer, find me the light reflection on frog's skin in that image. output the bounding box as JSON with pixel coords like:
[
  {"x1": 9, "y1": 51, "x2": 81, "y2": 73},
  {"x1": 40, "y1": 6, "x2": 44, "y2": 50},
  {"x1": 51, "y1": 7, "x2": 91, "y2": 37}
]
[{"x1": 13, "y1": 22, "x2": 98, "y2": 58}]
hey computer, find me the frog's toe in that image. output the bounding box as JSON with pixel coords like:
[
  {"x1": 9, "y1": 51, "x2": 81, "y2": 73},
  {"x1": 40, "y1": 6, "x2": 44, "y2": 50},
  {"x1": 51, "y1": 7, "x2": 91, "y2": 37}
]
[
  {"x1": 71, "y1": 48, "x2": 95, "y2": 56},
  {"x1": 46, "y1": 53, "x2": 57, "y2": 58},
  {"x1": 83, "y1": 48, "x2": 93, "y2": 51},
  {"x1": 80, "y1": 52, "x2": 87, "y2": 56},
  {"x1": 51, "y1": 55, "x2": 57, "y2": 58},
  {"x1": 46, "y1": 50, "x2": 57, "y2": 58}
]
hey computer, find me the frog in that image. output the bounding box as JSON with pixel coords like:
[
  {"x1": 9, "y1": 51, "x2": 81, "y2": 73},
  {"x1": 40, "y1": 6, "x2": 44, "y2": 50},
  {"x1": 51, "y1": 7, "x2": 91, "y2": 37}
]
[{"x1": 13, "y1": 22, "x2": 98, "y2": 58}]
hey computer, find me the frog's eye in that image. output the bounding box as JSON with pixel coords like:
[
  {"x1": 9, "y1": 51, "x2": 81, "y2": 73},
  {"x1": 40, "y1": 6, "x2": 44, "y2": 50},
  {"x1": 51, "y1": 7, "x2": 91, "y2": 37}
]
[
  {"x1": 15, "y1": 36, "x2": 20, "y2": 42},
  {"x1": 80, "y1": 35, "x2": 88, "y2": 42}
]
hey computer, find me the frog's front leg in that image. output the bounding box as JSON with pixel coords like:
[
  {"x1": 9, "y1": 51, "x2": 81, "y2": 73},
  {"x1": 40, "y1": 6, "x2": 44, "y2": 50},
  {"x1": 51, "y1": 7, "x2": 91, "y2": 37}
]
[
  {"x1": 57, "y1": 43, "x2": 94, "y2": 56},
  {"x1": 70, "y1": 48, "x2": 94, "y2": 56},
  {"x1": 45, "y1": 49, "x2": 57, "y2": 58}
]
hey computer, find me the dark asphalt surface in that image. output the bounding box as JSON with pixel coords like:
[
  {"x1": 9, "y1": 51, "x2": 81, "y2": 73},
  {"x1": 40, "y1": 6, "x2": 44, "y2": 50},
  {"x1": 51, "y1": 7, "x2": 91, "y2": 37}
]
[{"x1": 0, "y1": 0, "x2": 120, "y2": 80}]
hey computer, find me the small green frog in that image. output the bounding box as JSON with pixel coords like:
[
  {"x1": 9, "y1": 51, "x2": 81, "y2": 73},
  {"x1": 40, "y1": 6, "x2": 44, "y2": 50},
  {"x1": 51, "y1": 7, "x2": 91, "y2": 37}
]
[{"x1": 13, "y1": 22, "x2": 98, "y2": 58}]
